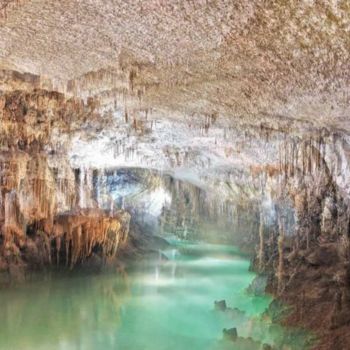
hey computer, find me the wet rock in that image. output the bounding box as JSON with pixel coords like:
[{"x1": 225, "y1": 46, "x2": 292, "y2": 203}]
[
  {"x1": 221, "y1": 335, "x2": 265, "y2": 350},
  {"x1": 214, "y1": 299, "x2": 227, "y2": 311},
  {"x1": 305, "y1": 244, "x2": 339, "y2": 267},
  {"x1": 222, "y1": 327, "x2": 237, "y2": 342},
  {"x1": 226, "y1": 307, "x2": 246, "y2": 319},
  {"x1": 247, "y1": 274, "x2": 268, "y2": 296},
  {"x1": 263, "y1": 299, "x2": 291, "y2": 323},
  {"x1": 214, "y1": 299, "x2": 246, "y2": 321}
]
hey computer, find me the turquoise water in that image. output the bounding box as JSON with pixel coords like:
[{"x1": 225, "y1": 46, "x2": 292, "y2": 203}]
[{"x1": 0, "y1": 240, "x2": 308, "y2": 350}]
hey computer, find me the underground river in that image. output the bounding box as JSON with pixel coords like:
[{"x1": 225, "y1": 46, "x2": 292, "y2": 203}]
[{"x1": 0, "y1": 239, "x2": 310, "y2": 350}]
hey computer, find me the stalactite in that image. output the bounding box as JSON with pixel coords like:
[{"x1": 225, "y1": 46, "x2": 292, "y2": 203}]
[
  {"x1": 79, "y1": 167, "x2": 86, "y2": 208},
  {"x1": 48, "y1": 210, "x2": 129, "y2": 269},
  {"x1": 55, "y1": 236, "x2": 61, "y2": 266},
  {"x1": 3, "y1": 190, "x2": 23, "y2": 240},
  {"x1": 277, "y1": 214, "x2": 285, "y2": 295},
  {"x1": 0, "y1": 87, "x2": 132, "y2": 272}
]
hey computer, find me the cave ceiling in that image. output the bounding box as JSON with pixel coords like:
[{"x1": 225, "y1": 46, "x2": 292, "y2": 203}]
[{"x1": 1, "y1": 0, "x2": 350, "y2": 183}]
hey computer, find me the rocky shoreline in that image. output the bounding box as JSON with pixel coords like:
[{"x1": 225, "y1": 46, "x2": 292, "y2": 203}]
[{"x1": 249, "y1": 240, "x2": 350, "y2": 350}]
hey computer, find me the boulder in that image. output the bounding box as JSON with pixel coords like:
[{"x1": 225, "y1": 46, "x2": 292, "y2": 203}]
[
  {"x1": 223, "y1": 327, "x2": 238, "y2": 342},
  {"x1": 215, "y1": 299, "x2": 227, "y2": 311}
]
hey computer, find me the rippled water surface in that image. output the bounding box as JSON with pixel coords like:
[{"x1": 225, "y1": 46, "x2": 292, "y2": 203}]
[{"x1": 0, "y1": 240, "x2": 309, "y2": 350}]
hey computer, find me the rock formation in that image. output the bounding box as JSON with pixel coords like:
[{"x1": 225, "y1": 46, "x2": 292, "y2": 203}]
[
  {"x1": 0, "y1": 81, "x2": 130, "y2": 282},
  {"x1": 1, "y1": 1, "x2": 350, "y2": 348}
]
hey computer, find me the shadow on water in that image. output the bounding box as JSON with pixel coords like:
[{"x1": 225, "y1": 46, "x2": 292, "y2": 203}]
[{"x1": 0, "y1": 239, "x2": 311, "y2": 350}]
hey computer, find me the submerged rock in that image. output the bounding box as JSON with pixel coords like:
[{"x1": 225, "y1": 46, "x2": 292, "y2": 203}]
[
  {"x1": 222, "y1": 327, "x2": 237, "y2": 342},
  {"x1": 221, "y1": 331, "x2": 270, "y2": 350},
  {"x1": 214, "y1": 299, "x2": 246, "y2": 321},
  {"x1": 214, "y1": 299, "x2": 227, "y2": 311},
  {"x1": 226, "y1": 307, "x2": 246, "y2": 320}
]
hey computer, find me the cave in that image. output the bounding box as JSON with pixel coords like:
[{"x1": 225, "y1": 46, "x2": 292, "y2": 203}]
[{"x1": 0, "y1": 1, "x2": 349, "y2": 349}]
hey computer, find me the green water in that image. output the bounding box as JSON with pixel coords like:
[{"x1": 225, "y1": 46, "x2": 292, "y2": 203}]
[{"x1": 0, "y1": 240, "x2": 308, "y2": 350}]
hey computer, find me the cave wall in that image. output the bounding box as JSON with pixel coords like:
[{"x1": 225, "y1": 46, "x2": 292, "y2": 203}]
[
  {"x1": 0, "y1": 86, "x2": 130, "y2": 282},
  {"x1": 1, "y1": 66, "x2": 350, "y2": 347},
  {"x1": 243, "y1": 131, "x2": 350, "y2": 350}
]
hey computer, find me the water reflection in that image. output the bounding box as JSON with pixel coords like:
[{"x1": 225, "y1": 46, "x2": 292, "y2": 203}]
[
  {"x1": 0, "y1": 241, "x2": 310, "y2": 350},
  {"x1": 0, "y1": 271, "x2": 130, "y2": 350}
]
